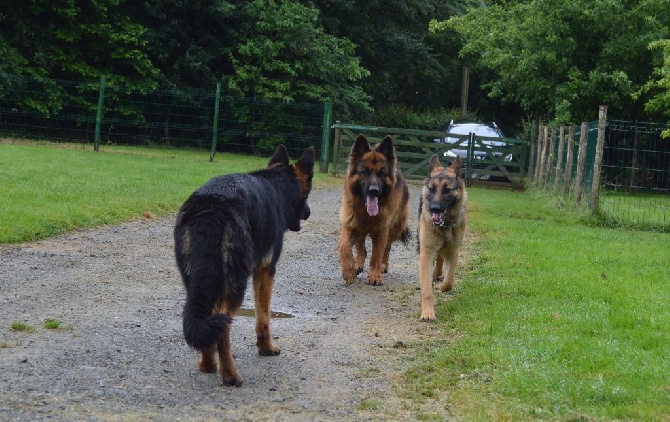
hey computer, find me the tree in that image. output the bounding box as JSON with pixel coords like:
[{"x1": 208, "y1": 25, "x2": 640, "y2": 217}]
[
  {"x1": 122, "y1": 0, "x2": 238, "y2": 90},
  {"x1": 310, "y1": 0, "x2": 464, "y2": 116},
  {"x1": 639, "y1": 39, "x2": 670, "y2": 137},
  {"x1": 227, "y1": 0, "x2": 371, "y2": 119},
  {"x1": 430, "y1": 0, "x2": 670, "y2": 124},
  {"x1": 0, "y1": 0, "x2": 158, "y2": 85},
  {"x1": 0, "y1": 0, "x2": 159, "y2": 113}
]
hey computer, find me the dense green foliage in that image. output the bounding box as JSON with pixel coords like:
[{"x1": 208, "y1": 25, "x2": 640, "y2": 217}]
[
  {"x1": 431, "y1": 0, "x2": 670, "y2": 125},
  {"x1": 1, "y1": 0, "x2": 670, "y2": 130}
]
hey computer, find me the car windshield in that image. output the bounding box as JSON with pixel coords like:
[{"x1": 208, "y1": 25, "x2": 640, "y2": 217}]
[{"x1": 448, "y1": 124, "x2": 503, "y2": 138}]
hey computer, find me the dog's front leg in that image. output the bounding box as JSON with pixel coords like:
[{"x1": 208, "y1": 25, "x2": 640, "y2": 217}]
[
  {"x1": 367, "y1": 231, "x2": 389, "y2": 285},
  {"x1": 419, "y1": 242, "x2": 436, "y2": 322},
  {"x1": 338, "y1": 228, "x2": 359, "y2": 285},
  {"x1": 253, "y1": 266, "x2": 280, "y2": 356}
]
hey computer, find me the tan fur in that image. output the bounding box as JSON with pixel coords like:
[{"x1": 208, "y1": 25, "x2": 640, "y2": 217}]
[
  {"x1": 417, "y1": 155, "x2": 467, "y2": 321},
  {"x1": 338, "y1": 134, "x2": 410, "y2": 286}
]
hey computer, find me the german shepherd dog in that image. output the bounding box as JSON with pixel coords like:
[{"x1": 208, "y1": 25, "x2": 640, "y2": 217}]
[
  {"x1": 174, "y1": 145, "x2": 315, "y2": 386},
  {"x1": 338, "y1": 134, "x2": 410, "y2": 286},
  {"x1": 417, "y1": 154, "x2": 467, "y2": 322}
]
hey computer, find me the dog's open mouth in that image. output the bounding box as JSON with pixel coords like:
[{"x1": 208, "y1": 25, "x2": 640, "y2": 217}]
[
  {"x1": 431, "y1": 212, "x2": 445, "y2": 225},
  {"x1": 366, "y1": 196, "x2": 379, "y2": 216}
]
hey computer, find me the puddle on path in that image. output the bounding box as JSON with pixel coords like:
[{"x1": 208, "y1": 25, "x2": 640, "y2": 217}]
[{"x1": 236, "y1": 307, "x2": 294, "y2": 318}]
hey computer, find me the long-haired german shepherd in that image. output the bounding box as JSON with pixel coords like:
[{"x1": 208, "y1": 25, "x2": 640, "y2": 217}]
[
  {"x1": 338, "y1": 134, "x2": 410, "y2": 286},
  {"x1": 174, "y1": 145, "x2": 315, "y2": 386},
  {"x1": 417, "y1": 154, "x2": 467, "y2": 322}
]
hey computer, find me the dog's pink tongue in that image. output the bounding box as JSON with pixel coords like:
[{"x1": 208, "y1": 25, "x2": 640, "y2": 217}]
[
  {"x1": 431, "y1": 213, "x2": 442, "y2": 223},
  {"x1": 366, "y1": 196, "x2": 379, "y2": 216}
]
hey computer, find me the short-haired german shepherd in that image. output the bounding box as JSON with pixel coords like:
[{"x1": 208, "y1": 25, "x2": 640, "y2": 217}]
[
  {"x1": 174, "y1": 145, "x2": 315, "y2": 386},
  {"x1": 338, "y1": 134, "x2": 410, "y2": 286},
  {"x1": 417, "y1": 154, "x2": 467, "y2": 322}
]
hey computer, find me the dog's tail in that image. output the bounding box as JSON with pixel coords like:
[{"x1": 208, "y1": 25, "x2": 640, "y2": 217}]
[{"x1": 177, "y1": 204, "x2": 250, "y2": 351}]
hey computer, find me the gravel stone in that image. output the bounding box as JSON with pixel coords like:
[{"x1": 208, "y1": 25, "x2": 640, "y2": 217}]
[{"x1": 0, "y1": 184, "x2": 459, "y2": 421}]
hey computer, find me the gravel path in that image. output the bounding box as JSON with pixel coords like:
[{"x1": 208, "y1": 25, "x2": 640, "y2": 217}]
[{"x1": 0, "y1": 184, "x2": 458, "y2": 421}]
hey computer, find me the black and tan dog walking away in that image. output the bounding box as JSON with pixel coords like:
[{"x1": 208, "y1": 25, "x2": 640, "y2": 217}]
[
  {"x1": 338, "y1": 134, "x2": 410, "y2": 286},
  {"x1": 174, "y1": 145, "x2": 315, "y2": 386},
  {"x1": 417, "y1": 154, "x2": 467, "y2": 322}
]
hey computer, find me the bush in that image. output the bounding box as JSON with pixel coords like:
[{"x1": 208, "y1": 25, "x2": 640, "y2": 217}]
[{"x1": 363, "y1": 104, "x2": 481, "y2": 131}]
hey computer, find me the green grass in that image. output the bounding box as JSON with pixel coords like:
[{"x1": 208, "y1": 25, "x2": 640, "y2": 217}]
[
  {"x1": 3, "y1": 141, "x2": 668, "y2": 419},
  {"x1": 402, "y1": 188, "x2": 670, "y2": 420},
  {"x1": 44, "y1": 318, "x2": 61, "y2": 329},
  {"x1": 10, "y1": 321, "x2": 35, "y2": 333},
  {"x1": 600, "y1": 192, "x2": 670, "y2": 231},
  {"x1": 0, "y1": 142, "x2": 329, "y2": 244}
]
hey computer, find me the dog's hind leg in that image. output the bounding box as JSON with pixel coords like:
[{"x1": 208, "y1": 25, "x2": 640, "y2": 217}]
[
  {"x1": 253, "y1": 266, "x2": 281, "y2": 356},
  {"x1": 198, "y1": 346, "x2": 217, "y2": 373},
  {"x1": 214, "y1": 298, "x2": 244, "y2": 387},
  {"x1": 217, "y1": 319, "x2": 243, "y2": 386},
  {"x1": 353, "y1": 237, "x2": 367, "y2": 275},
  {"x1": 433, "y1": 255, "x2": 444, "y2": 284},
  {"x1": 381, "y1": 239, "x2": 393, "y2": 274}
]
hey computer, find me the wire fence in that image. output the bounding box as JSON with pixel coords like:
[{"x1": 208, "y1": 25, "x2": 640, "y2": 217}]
[
  {"x1": 530, "y1": 107, "x2": 669, "y2": 231},
  {"x1": 0, "y1": 73, "x2": 332, "y2": 169}
]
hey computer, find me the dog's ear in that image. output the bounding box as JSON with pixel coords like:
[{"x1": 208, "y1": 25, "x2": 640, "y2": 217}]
[
  {"x1": 351, "y1": 134, "x2": 371, "y2": 157},
  {"x1": 376, "y1": 135, "x2": 396, "y2": 163},
  {"x1": 450, "y1": 155, "x2": 463, "y2": 174},
  {"x1": 428, "y1": 154, "x2": 442, "y2": 173},
  {"x1": 268, "y1": 144, "x2": 290, "y2": 167},
  {"x1": 295, "y1": 146, "x2": 315, "y2": 177}
]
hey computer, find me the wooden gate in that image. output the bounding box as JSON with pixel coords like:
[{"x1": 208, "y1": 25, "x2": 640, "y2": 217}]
[{"x1": 331, "y1": 124, "x2": 528, "y2": 186}]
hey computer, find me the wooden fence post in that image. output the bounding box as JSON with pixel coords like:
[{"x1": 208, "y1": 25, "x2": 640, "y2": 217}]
[
  {"x1": 538, "y1": 125, "x2": 548, "y2": 186},
  {"x1": 554, "y1": 125, "x2": 565, "y2": 194},
  {"x1": 533, "y1": 123, "x2": 543, "y2": 182},
  {"x1": 563, "y1": 125, "x2": 575, "y2": 197},
  {"x1": 209, "y1": 82, "x2": 221, "y2": 162},
  {"x1": 528, "y1": 122, "x2": 540, "y2": 180},
  {"x1": 545, "y1": 127, "x2": 556, "y2": 187},
  {"x1": 590, "y1": 105, "x2": 607, "y2": 211},
  {"x1": 573, "y1": 122, "x2": 589, "y2": 206}
]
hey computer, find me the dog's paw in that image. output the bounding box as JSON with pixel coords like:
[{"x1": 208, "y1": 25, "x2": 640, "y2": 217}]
[
  {"x1": 437, "y1": 280, "x2": 454, "y2": 293},
  {"x1": 420, "y1": 313, "x2": 437, "y2": 322},
  {"x1": 367, "y1": 276, "x2": 383, "y2": 286},
  {"x1": 258, "y1": 345, "x2": 281, "y2": 356},
  {"x1": 342, "y1": 267, "x2": 359, "y2": 285},
  {"x1": 222, "y1": 373, "x2": 244, "y2": 387},
  {"x1": 356, "y1": 266, "x2": 364, "y2": 275}
]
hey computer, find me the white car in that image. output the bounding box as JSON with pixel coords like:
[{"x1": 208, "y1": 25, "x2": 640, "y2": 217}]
[{"x1": 435, "y1": 121, "x2": 513, "y2": 180}]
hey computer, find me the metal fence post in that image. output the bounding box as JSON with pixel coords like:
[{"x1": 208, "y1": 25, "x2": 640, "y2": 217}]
[
  {"x1": 319, "y1": 102, "x2": 332, "y2": 173},
  {"x1": 210, "y1": 82, "x2": 221, "y2": 162},
  {"x1": 93, "y1": 74, "x2": 106, "y2": 152}
]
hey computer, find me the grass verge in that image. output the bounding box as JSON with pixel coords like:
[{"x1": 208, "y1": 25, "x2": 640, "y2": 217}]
[
  {"x1": 0, "y1": 142, "x2": 332, "y2": 244},
  {"x1": 401, "y1": 187, "x2": 670, "y2": 420}
]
